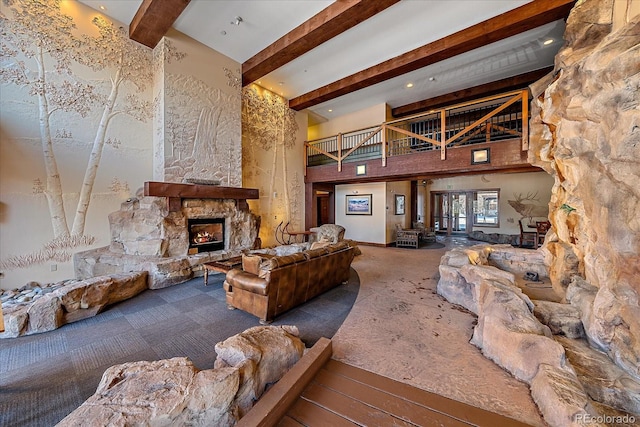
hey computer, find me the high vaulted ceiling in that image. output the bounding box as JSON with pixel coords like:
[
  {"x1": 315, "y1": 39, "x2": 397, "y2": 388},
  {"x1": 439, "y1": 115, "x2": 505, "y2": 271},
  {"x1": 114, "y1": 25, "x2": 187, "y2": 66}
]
[{"x1": 78, "y1": 0, "x2": 574, "y2": 120}]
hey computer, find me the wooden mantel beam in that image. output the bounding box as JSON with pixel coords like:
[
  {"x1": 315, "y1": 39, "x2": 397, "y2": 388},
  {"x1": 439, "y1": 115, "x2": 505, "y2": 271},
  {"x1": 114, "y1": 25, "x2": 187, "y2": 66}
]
[
  {"x1": 129, "y1": 0, "x2": 191, "y2": 49},
  {"x1": 289, "y1": 0, "x2": 575, "y2": 111},
  {"x1": 242, "y1": 0, "x2": 401, "y2": 86},
  {"x1": 144, "y1": 182, "x2": 259, "y2": 200}
]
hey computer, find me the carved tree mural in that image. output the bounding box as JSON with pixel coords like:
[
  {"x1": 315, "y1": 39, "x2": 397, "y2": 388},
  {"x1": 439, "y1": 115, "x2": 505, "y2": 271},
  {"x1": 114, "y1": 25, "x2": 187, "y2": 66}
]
[
  {"x1": 164, "y1": 73, "x2": 241, "y2": 186},
  {"x1": 242, "y1": 85, "x2": 301, "y2": 236},
  {"x1": 0, "y1": 0, "x2": 97, "y2": 239},
  {"x1": 0, "y1": 0, "x2": 151, "y2": 269},
  {"x1": 71, "y1": 15, "x2": 152, "y2": 236}
]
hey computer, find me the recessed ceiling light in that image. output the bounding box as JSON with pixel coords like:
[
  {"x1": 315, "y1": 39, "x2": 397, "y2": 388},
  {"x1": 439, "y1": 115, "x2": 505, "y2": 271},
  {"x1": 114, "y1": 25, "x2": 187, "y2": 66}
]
[
  {"x1": 220, "y1": 30, "x2": 227, "y2": 36},
  {"x1": 406, "y1": 83, "x2": 414, "y2": 88},
  {"x1": 428, "y1": 77, "x2": 436, "y2": 82},
  {"x1": 99, "y1": 5, "x2": 106, "y2": 10},
  {"x1": 328, "y1": 109, "x2": 333, "y2": 112},
  {"x1": 543, "y1": 39, "x2": 554, "y2": 45}
]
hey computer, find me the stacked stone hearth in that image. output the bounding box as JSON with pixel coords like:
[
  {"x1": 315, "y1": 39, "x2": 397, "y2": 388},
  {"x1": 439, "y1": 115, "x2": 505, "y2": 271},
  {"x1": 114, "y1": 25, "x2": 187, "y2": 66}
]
[
  {"x1": 438, "y1": 244, "x2": 639, "y2": 427},
  {"x1": 57, "y1": 325, "x2": 304, "y2": 426},
  {"x1": 75, "y1": 186, "x2": 260, "y2": 289}
]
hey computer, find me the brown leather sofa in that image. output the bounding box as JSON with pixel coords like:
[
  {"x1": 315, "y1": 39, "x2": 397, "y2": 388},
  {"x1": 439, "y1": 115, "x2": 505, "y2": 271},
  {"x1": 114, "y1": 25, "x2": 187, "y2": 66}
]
[{"x1": 223, "y1": 241, "x2": 356, "y2": 323}]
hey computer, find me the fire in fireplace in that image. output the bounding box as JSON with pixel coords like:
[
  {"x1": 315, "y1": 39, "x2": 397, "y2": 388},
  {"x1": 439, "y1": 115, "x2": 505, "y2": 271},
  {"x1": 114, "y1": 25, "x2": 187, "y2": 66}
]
[{"x1": 188, "y1": 218, "x2": 225, "y2": 253}]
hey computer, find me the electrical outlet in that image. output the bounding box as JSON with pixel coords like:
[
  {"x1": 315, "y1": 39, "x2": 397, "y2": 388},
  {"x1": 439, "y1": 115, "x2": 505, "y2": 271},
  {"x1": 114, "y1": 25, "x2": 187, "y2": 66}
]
[{"x1": 50, "y1": 264, "x2": 57, "y2": 272}]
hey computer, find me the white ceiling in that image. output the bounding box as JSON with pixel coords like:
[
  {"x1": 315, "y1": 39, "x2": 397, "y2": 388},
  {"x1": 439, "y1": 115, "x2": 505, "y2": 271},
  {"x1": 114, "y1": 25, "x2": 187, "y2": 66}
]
[{"x1": 78, "y1": 0, "x2": 565, "y2": 119}]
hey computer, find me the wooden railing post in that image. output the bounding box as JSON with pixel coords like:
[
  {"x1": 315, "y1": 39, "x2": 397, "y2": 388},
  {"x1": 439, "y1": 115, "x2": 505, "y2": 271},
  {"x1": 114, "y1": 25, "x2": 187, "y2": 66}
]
[
  {"x1": 521, "y1": 90, "x2": 529, "y2": 151},
  {"x1": 337, "y1": 133, "x2": 343, "y2": 172},
  {"x1": 381, "y1": 124, "x2": 387, "y2": 166},
  {"x1": 440, "y1": 110, "x2": 446, "y2": 160}
]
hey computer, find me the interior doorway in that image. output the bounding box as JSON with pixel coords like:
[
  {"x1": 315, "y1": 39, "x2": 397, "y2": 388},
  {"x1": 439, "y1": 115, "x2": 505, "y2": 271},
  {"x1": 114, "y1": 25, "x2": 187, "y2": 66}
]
[
  {"x1": 431, "y1": 191, "x2": 470, "y2": 235},
  {"x1": 317, "y1": 192, "x2": 330, "y2": 226}
]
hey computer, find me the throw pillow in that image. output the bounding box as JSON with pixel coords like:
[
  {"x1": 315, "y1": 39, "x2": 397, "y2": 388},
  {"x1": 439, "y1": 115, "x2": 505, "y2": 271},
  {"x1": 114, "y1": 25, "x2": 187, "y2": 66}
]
[
  {"x1": 242, "y1": 254, "x2": 262, "y2": 275},
  {"x1": 310, "y1": 241, "x2": 331, "y2": 250}
]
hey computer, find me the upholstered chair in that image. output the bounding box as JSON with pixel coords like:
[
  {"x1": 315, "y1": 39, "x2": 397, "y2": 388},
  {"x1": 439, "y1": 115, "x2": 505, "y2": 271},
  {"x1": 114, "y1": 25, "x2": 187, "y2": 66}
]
[{"x1": 308, "y1": 224, "x2": 346, "y2": 244}]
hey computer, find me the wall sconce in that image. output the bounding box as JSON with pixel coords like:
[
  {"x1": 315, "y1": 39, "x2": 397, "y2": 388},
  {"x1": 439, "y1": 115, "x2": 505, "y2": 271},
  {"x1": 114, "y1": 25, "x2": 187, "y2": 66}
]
[
  {"x1": 471, "y1": 148, "x2": 490, "y2": 165},
  {"x1": 355, "y1": 164, "x2": 366, "y2": 176}
]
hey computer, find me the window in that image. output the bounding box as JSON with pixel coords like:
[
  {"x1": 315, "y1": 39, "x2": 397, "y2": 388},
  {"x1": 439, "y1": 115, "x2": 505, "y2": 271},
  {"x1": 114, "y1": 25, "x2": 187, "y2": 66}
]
[{"x1": 473, "y1": 190, "x2": 499, "y2": 226}]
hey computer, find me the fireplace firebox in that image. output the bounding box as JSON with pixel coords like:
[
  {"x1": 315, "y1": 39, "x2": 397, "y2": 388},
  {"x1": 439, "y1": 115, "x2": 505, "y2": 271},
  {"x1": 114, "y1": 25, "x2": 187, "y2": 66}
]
[{"x1": 188, "y1": 218, "x2": 225, "y2": 253}]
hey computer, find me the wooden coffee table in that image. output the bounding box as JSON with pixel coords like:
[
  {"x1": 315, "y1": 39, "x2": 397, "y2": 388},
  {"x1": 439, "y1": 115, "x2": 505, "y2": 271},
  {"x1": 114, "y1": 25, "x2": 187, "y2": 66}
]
[{"x1": 202, "y1": 256, "x2": 242, "y2": 286}]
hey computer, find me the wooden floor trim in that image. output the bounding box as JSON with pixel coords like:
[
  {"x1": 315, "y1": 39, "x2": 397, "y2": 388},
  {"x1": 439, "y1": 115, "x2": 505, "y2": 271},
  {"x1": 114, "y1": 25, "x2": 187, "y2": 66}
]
[{"x1": 237, "y1": 337, "x2": 333, "y2": 427}]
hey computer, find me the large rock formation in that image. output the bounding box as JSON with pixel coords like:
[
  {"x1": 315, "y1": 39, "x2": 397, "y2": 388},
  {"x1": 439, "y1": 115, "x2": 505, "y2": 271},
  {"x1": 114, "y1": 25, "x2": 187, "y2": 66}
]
[
  {"x1": 57, "y1": 325, "x2": 304, "y2": 426},
  {"x1": 529, "y1": 0, "x2": 640, "y2": 381}
]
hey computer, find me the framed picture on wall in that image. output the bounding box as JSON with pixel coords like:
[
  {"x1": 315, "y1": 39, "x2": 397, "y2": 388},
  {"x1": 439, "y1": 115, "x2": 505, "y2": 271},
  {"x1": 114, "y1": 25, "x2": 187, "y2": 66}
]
[
  {"x1": 346, "y1": 194, "x2": 372, "y2": 215},
  {"x1": 395, "y1": 194, "x2": 405, "y2": 215}
]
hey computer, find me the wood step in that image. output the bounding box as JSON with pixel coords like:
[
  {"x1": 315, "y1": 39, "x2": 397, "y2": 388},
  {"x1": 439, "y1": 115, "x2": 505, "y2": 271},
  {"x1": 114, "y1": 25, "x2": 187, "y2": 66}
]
[{"x1": 285, "y1": 359, "x2": 533, "y2": 427}]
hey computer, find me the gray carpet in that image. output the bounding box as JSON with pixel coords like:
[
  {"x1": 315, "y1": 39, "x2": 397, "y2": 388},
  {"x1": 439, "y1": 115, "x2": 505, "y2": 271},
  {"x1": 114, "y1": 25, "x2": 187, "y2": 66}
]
[{"x1": 0, "y1": 269, "x2": 360, "y2": 427}]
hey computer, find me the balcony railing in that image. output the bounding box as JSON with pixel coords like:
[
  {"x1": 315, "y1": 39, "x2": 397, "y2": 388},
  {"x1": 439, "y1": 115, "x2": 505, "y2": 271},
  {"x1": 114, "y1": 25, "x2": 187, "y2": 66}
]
[{"x1": 305, "y1": 89, "x2": 529, "y2": 173}]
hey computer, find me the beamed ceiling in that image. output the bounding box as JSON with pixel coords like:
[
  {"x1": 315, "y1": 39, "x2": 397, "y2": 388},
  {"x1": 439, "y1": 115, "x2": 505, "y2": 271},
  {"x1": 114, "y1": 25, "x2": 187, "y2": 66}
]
[{"x1": 79, "y1": 0, "x2": 575, "y2": 120}]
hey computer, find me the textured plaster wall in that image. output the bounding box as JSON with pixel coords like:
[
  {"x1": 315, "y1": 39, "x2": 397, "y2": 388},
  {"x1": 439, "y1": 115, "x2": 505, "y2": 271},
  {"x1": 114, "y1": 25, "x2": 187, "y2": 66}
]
[
  {"x1": 242, "y1": 84, "x2": 307, "y2": 247},
  {"x1": 0, "y1": 1, "x2": 244, "y2": 289},
  {"x1": 307, "y1": 103, "x2": 388, "y2": 141},
  {"x1": 335, "y1": 182, "x2": 388, "y2": 245}
]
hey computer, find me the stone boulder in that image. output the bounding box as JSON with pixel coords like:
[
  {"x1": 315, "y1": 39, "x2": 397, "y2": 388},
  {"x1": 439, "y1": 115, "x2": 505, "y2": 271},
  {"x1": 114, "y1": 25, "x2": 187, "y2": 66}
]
[
  {"x1": 214, "y1": 325, "x2": 305, "y2": 415},
  {"x1": 530, "y1": 364, "x2": 600, "y2": 427},
  {"x1": 533, "y1": 300, "x2": 585, "y2": 339},
  {"x1": 57, "y1": 358, "x2": 240, "y2": 427},
  {"x1": 57, "y1": 325, "x2": 305, "y2": 426},
  {"x1": 470, "y1": 278, "x2": 567, "y2": 383},
  {"x1": 0, "y1": 272, "x2": 147, "y2": 338},
  {"x1": 557, "y1": 336, "x2": 640, "y2": 416}
]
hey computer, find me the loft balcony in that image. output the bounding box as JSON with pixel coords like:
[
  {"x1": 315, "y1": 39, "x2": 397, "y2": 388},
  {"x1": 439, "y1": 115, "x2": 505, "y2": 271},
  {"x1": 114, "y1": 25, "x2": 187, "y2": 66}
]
[{"x1": 305, "y1": 90, "x2": 538, "y2": 183}]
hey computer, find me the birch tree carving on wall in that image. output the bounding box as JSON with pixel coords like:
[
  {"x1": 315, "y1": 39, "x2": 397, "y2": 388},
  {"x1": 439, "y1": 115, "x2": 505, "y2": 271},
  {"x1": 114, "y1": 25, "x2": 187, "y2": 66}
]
[
  {"x1": 71, "y1": 15, "x2": 152, "y2": 235},
  {"x1": 0, "y1": 0, "x2": 151, "y2": 269},
  {"x1": 0, "y1": 0, "x2": 97, "y2": 239},
  {"x1": 242, "y1": 85, "x2": 300, "y2": 233}
]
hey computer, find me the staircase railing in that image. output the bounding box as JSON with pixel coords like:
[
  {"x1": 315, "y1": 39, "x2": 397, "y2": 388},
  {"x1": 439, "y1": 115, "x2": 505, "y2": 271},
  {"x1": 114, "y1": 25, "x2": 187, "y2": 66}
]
[{"x1": 305, "y1": 89, "x2": 529, "y2": 173}]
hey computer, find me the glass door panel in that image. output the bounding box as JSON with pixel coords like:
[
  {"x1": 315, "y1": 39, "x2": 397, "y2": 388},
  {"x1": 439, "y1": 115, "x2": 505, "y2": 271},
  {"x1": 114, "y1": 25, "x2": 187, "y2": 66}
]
[
  {"x1": 451, "y1": 193, "x2": 467, "y2": 232},
  {"x1": 431, "y1": 191, "x2": 470, "y2": 235}
]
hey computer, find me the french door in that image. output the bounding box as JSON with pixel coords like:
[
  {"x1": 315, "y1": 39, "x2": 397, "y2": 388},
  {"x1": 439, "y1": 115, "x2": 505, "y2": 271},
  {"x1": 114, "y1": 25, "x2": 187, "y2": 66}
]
[{"x1": 431, "y1": 191, "x2": 470, "y2": 235}]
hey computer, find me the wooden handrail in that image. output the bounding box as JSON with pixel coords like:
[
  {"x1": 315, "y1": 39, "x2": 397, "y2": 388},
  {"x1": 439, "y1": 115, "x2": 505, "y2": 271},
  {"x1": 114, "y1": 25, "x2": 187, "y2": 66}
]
[{"x1": 305, "y1": 89, "x2": 529, "y2": 169}]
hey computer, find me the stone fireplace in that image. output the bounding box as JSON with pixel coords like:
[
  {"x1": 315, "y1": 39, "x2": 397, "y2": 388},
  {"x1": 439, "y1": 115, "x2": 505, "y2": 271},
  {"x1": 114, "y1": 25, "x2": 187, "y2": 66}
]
[{"x1": 75, "y1": 182, "x2": 260, "y2": 289}]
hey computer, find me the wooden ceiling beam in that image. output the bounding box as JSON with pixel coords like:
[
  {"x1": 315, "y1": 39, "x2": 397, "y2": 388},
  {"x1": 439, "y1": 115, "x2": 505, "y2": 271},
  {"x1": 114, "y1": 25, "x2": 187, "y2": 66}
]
[
  {"x1": 391, "y1": 67, "x2": 554, "y2": 118},
  {"x1": 129, "y1": 0, "x2": 191, "y2": 49},
  {"x1": 289, "y1": 0, "x2": 575, "y2": 111},
  {"x1": 242, "y1": 0, "x2": 402, "y2": 86}
]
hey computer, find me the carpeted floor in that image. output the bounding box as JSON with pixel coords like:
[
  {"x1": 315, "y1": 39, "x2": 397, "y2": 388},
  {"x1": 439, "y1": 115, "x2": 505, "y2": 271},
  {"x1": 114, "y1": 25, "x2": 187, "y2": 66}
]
[{"x1": 0, "y1": 269, "x2": 360, "y2": 427}]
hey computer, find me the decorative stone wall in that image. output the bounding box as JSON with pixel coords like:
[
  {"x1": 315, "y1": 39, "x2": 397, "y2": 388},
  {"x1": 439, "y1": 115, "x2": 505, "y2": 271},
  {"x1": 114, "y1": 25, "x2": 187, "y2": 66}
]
[
  {"x1": 529, "y1": 0, "x2": 640, "y2": 382},
  {"x1": 57, "y1": 325, "x2": 304, "y2": 426}
]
